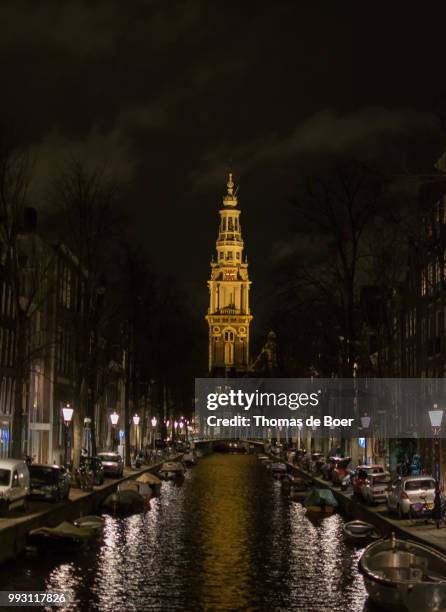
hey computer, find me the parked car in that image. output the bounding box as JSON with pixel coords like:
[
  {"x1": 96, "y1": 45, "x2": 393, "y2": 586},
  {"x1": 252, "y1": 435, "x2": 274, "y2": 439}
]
[
  {"x1": 0, "y1": 459, "x2": 30, "y2": 514},
  {"x1": 360, "y1": 471, "x2": 391, "y2": 505},
  {"x1": 97, "y1": 452, "x2": 124, "y2": 478},
  {"x1": 387, "y1": 475, "x2": 436, "y2": 518},
  {"x1": 352, "y1": 465, "x2": 386, "y2": 497},
  {"x1": 29, "y1": 464, "x2": 70, "y2": 502}
]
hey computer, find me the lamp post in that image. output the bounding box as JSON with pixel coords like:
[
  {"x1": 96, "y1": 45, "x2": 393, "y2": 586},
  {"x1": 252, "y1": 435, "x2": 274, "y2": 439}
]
[
  {"x1": 151, "y1": 416, "x2": 157, "y2": 452},
  {"x1": 361, "y1": 415, "x2": 371, "y2": 465},
  {"x1": 110, "y1": 411, "x2": 119, "y2": 452},
  {"x1": 83, "y1": 417, "x2": 92, "y2": 457},
  {"x1": 133, "y1": 414, "x2": 140, "y2": 456},
  {"x1": 62, "y1": 404, "x2": 74, "y2": 468},
  {"x1": 165, "y1": 419, "x2": 170, "y2": 445},
  {"x1": 429, "y1": 405, "x2": 443, "y2": 528}
]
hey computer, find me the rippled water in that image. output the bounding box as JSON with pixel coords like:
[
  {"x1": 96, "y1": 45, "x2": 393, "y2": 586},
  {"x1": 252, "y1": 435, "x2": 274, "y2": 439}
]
[{"x1": 1, "y1": 453, "x2": 371, "y2": 611}]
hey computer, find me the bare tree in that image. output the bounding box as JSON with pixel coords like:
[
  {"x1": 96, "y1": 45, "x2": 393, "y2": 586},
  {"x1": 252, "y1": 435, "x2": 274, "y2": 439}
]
[
  {"x1": 285, "y1": 162, "x2": 385, "y2": 374},
  {"x1": 51, "y1": 159, "x2": 118, "y2": 466}
]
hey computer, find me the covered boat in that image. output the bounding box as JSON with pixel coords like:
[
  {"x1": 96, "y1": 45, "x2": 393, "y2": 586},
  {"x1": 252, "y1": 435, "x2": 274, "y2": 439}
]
[
  {"x1": 29, "y1": 521, "x2": 95, "y2": 549},
  {"x1": 343, "y1": 520, "x2": 381, "y2": 545},
  {"x1": 102, "y1": 489, "x2": 145, "y2": 515},
  {"x1": 288, "y1": 476, "x2": 312, "y2": 492},
  {"x1": 359, "y1": 534, "x2": 446, "y2": 611},
  {"x1": 304, "y1": 488, "x2": 338, "y2": 513},
  {"x1": 257, "y1": 454, "x2": 270, "y2": 462},
  {"x1": 73, "y1": 515, "x2": 104, "y2": 532},
  {"x1": 137, "y1": 472, "x2": 162, "y2": 495},
  {"x1": 182, "y1": 451, "x2": 197, "y2": 466},
  {"x1": 269, "y1": 462, "x2": 288, "y2": 478},
  {"x1": 119, "y1": 481, "x2": 152, "y2": 508},
  {"x1": 158, "y1": 461, "x2": 185, "y2": 480}
]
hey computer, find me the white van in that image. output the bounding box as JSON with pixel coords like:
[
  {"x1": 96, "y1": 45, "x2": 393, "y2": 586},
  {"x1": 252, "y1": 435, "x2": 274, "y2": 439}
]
[{"x1": 0, "y1": 459, "x2": 30, "y2": 514}]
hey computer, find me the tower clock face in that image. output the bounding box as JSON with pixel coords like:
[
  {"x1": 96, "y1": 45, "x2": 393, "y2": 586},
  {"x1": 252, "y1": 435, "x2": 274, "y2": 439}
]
[{"x1": 224, "y1": 269, "x2": 236, "y2": 280}]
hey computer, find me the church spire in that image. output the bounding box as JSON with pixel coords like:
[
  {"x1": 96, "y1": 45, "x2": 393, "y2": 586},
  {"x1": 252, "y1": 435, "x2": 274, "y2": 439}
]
[{"x1": 206, "y1": 172, "x2": 253, "y2": 374}]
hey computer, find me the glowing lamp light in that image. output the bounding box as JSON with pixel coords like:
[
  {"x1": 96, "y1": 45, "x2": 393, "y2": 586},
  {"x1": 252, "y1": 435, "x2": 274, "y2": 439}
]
[
  {"x1": 62, "y1": 405, "x2": 73, "y2": 424},
  {"x1": 110, "y1": 412, "x2": 119, "y2": 426},
  {"x1": 133, "y1": 414, "x2": 140, "y2": 426},
  {"x1": 429, "y1": 405, "x2": 444, "y2": 429},
  {"x1": 179, "y1": 421, "x2": 184, "y2": 429},
  {"x1": 151, "y1": 417, "x2": 157, "y2": 427},
  {"x1": 360, "y1": 415, "x2": 371, "y2": 429},
  {"x1": 166, "y1": 419, "x2": 170, "y2": 428},
  {"x1": 174, "y1": 420, "x2": 178, "y2": 429}
]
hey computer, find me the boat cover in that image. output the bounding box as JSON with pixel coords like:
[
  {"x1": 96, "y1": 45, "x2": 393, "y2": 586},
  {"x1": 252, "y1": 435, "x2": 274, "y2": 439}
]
[{"x1": 304, "y1": 488, "x2": 338, "y2": 508}]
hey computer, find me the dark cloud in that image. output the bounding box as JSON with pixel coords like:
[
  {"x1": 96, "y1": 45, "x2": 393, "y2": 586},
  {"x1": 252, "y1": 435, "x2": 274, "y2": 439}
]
[
  {"x1": 190, "y1": 108, "x2": 436, "y2": 191},
  {"x1": 1, "y1": 0, "x2": 446, "y2": 341}
]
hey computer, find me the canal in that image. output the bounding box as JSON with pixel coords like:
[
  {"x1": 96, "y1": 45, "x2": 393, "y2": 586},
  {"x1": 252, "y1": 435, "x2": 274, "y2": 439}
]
[{"x1": 1, "y1": 453, "x2": 372, "y2": 611}]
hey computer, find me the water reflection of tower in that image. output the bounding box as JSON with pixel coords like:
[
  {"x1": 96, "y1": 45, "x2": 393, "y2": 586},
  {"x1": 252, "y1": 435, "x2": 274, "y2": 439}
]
[{"x1": 206, "y1": 173, "x2": 252, "y2": 376}]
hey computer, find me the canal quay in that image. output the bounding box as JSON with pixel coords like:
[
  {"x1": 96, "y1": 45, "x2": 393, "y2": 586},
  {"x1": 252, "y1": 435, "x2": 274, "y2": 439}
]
[{"x1": 0, "y1": 451, "x2": 372, "y2": 612}]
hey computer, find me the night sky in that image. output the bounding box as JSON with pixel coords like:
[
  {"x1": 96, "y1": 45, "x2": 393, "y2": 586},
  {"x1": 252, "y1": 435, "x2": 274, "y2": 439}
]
[{"x1": 2, "y1": 1, "x2": 446, "y2": 342}]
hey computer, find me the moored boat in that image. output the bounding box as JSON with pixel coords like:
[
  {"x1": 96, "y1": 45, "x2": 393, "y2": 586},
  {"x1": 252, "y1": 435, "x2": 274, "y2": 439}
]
[
  {"x1": 119, "y1": 480, "x2": 152, "y2": 508},
  {"x1": 136, "y1": 472, "x2": 162, "y2": 495},
  {"x1": 304, "y1": 488, "x2": 338, "y2": 514},
  {"x1": 269, "y1": 462, "x2": 288, "y2": 478},
  {"x1": 158, "y1": 461, "x2": 185, "y2": 480},
  {"x1": 343, "y1": 520, "x2": 381, "y2": 545},
  {"x1": 288, "y1": 475, "x2": 312, "y2": 492},
  {"x1": 257, "y1": 454, "x2": 270, "y2": 463},
  {"x1": 29, "y1": 521, "x2": 95, "y2": 549},
  {"x1": 182, "y1": 451, "x2": 197, "y2": 466},
  {"x1": 73, "y1": 515, "x2": 104, "y2": 531},
  {"x1": 359, "y1": 534, "x2": 446, "y2": 610},
  {"x1": 102, "y1": 489, "x2": 145, "y2": 515}
]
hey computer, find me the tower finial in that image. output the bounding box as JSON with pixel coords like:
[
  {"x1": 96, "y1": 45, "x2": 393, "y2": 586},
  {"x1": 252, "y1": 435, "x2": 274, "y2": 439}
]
[
  {"x1": 227, "y1": 172, "x2": 234, "y2": 195},
  {"x1": 223, "y1": 172, "x2": 237, "y2": 207}
]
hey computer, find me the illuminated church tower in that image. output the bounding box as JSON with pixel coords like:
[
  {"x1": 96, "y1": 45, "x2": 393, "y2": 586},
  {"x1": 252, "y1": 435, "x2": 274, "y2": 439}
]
[{"x1": 206, "y1": 173, "x2": 252, "y2": 374}]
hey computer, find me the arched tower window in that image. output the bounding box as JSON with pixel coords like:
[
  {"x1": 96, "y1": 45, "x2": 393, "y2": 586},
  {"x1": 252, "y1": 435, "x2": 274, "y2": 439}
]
[
  {"x1": 224, "y1": 342, "x2": 234, "y2": 364},
  {"x1": 224, "y1": 330, "x2": 234, "y2": 342}
]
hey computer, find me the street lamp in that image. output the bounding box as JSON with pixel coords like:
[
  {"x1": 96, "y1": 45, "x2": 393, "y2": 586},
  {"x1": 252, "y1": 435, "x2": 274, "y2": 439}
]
[
  {"x1": 151, "y1": 416, "x2": 157, "y2": 452},
  {"x1": 361, "y1": 414, "x2": 371, "y2": 465},
  {"x1": 429, "y1": 405, "x2": 444, "y2": 528},
  {"x1": 62, "y1": 404, "x2": 73, "y2": 468},
  {"x1": 133, "y1": 414, "x2": 140, "y2": 455},
  {"x1": 110, "y1": 411, "x2": 119, "y2": 451}
]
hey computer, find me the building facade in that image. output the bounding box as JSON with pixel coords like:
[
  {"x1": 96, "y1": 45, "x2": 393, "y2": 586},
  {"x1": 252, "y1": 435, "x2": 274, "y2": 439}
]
[{"x1": 206, "y1": 174, "x2": 252, "y2": 375}]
